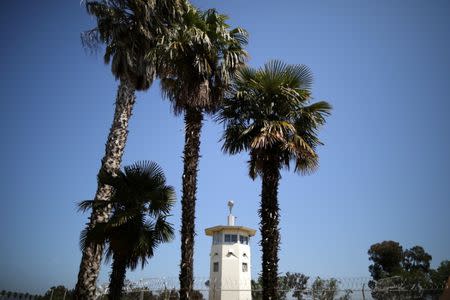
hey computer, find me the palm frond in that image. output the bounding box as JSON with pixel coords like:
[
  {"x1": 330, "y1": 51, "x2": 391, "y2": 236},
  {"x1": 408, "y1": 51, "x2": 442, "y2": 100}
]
[
  {"x1": 229, "y1": 27, "x2": 249, "y2": 47},
  {"x1": 248, "y1": 150, "x2": 263, "y2": 180},
  {"x1": 125, "y1": 160, "x2": 164, "y2": 181},
  {"x1": 79, "y1": 223, "x2": 108, "y2": 252},
  {"x1": 286, "y1": 64, "x2": 314, "y2": 89},
  {"x1": 219, "y1": 60, "x2": 331, "y2": 178},
  {"x1": 294, "y1": 153, "x2": 319, "y2": 175},
  {"x1": 77, "y1": 199, "x2": 112, "y2": 215},
  {"x1": 221, "y1": 123, "x2": 253, "y2": 154},
  {"x1": 154, "y1": 216, "x2": 175, "y2": 243},
  {"x1": 147, "y1": 186, "x2": 176, "y2": 216},
  {"x1": 80, "y1": 28, "x2": 101, "y2": 54},
  {"x1": 156, "y1": 4, "x2": 249, "y2": 114},
  {"x1": 107, "y1": 209, "x2": 139, "y2": 228},
  {"x1": 79, "y1": 160, "x2": 175, "y2": 272},
  {"x1": 82, "y1": 0, "x2": 186, "y2": 90},
  {"x1": 77, "y1": 200, "x2": 96, "y2": 213},
  {"x1": 300, "y1": 101, "x2": 332, "y2": 126}
]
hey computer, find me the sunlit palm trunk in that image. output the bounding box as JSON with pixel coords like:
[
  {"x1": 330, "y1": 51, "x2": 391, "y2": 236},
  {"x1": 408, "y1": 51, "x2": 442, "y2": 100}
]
[
  {"x1": 179, "y1": 107, "x2": 203, "y2": 300},
  {"x1": 75, "y1": 78, "x2": 136, "y2": 300},
  {"x1": 108, "y1": 253, "x2": 128, "y2": 300},
  {"x1": 260, "y1": 158, "x2": 281, "y2": 300}
]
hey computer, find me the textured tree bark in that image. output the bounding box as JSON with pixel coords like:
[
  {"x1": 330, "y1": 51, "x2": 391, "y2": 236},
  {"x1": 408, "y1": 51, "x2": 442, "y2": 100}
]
[
  {"x1": 179, "y1": 108, "x2": 203, "y2": 300},
  {"x1": 259, "y1": 158, "x2": 281, "y2": 300},
  {"x1": 74, "y1": 78, "x2": 136, "y2": 300},
  {"x1": 108, "y1": 254, "x2": 128, "y2": 300}
]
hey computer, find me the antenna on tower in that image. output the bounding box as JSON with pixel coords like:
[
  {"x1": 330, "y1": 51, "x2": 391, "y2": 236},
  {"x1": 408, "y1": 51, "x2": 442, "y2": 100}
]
[
  {"x1": 227, "y1": 200, "x2": 235, "y2": 226},
  {"x1": 228, "y1": 200, "x2": 234, "y2": 214}
]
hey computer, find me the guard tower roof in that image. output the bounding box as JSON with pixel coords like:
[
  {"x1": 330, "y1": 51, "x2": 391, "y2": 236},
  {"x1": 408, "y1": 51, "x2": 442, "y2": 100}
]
[{"x1": 205, "y1": 225, "x2": 256, "y2": 237}]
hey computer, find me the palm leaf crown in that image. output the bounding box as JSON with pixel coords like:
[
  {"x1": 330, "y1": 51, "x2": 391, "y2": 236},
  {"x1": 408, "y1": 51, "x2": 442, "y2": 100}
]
[
  {"x1": 219, "y1": 60, "x2": 331, "y2": 178},
  {"x1": 150, "y1": 4, "x2": 249, "y2": 114},
  {"x1": 79, "y1": 160, "x2": 175, "y2": 270},
  {"x1": 82, "y1": 0, "x2": 187, "y2": 90}
]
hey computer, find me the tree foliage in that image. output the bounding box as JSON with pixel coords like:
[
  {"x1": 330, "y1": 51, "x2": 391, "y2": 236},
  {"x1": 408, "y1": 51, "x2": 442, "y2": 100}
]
[
  {"x1": 150, "y1": 4, "x2": 248, "y2": 299},
  {"x1": 79, "y1": 161, "x2": 175, "y2": 300},
  {"x1": 42, "y1": 286, "x2": 74, "y2": 300},
  {"x1": 368, "y1": 241, "x2": 404, "y2": 283},
  {"x1": 282, "y1": 272, "x2": 309, "y2": 300},
  {"x1": 403, "y1": 246, "x2": 432, "y2": 273},
  {"x1": 153, "y1": 4, "x2": 248, "y2": 114},
  {"x1": 220, "y1": 60, "x2": 331, "y2": 178},
  {"x1": 0, "y1": 290, "x2": 42, "y2": 300},
  {"x1": 82, "y1": 0, "x2": 187, "y2": 89},
  {"x1": 430, "y1": 260, "x2": 450, "y2": 289},
  {"x1": 311, "y1": 277, "x2": 337, "y2": 300},
  {"x1": 368, "y1": 241, "x2": 449, "y2": 299},
  {"x1": 77, "y1": 2, "x2": 187, "y2": 298},
  {"x1": 309, "y1": 277, "x2": 352, "y2": 300},
  {"x1": 252, "y1": 273, "x2": 310, "y2": 300},
  {"x1": 220, "y1": 60, "x2": 331, "y2": 300}
]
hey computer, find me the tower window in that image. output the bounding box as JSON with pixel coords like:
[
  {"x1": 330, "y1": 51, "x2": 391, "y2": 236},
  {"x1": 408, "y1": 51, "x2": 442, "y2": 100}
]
[
  {"x1": 224, "y1": 234, "x2": 238, "y2": 243},
  {"x1": 242, "y1": 263, "x2": 248, "y2": 272},
  {"x1": 213, "y1": 233, "x2": 222, "y2": 244},
  {"x1": 213, "y1": 262, "x2": 219, "y2": 272},
  {"x1": 239, "y1": 235, "x2": 249, "y2": 245}
]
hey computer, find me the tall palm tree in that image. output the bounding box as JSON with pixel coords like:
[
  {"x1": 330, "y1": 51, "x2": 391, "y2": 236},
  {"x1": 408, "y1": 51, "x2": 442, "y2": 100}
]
[
  {"x1": 79, "y1": 161, "x2": 175, "y2": 300},
  {"x1": 75, "y1": 1, "x2": 186, "y2": 298},
  {"x1": 219, "y1": 60, "x2": 331, "y2": 300},
  {"x1": 149, "y1": 6, "x2": 248, "y2": 299}
]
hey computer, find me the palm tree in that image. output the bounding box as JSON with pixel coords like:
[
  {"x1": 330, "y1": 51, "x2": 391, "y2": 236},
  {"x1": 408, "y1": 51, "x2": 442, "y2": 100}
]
[
  {"x1": 219, "y1": 60, "x2": 331, "y2": 300},
  {"x1": 79, "y1": 161, "x2": 175, "y2": 300},
  {"x1": 76, "y1": 1, "x2": 185, "y2": 298},
  {"x1": 149, "y1": 6, "x2": 248, "y2": 298}
]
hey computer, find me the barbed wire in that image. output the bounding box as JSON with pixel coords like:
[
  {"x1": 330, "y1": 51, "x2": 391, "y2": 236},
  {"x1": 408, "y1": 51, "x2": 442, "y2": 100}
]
[{"x1": 95, "y1": 276, "x2": 448, "y2": 298}]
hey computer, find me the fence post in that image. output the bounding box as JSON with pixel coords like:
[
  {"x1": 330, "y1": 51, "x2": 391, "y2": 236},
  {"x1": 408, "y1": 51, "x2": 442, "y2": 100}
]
[{"x1": 362, "y1": 283, "x2": 365, "y2": 300}]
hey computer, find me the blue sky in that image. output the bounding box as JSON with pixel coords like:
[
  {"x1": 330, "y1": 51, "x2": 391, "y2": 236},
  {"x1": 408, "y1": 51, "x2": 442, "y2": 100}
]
[{"x1": 1, "y1": 0, "x2": 449, "y2": 294}]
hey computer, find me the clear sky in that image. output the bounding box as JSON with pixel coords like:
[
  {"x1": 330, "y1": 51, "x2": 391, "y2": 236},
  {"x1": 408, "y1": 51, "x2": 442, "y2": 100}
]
[{"x1": 1, "y1": 0, "x2": 449, "y2": 294}]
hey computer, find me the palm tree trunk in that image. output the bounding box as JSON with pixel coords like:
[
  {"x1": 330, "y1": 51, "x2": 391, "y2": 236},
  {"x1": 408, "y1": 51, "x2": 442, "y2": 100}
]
[
  {"x1": 108, "y1": 253, "x2": 128, "y2": 300},
  {"x1": 75, "y1": 78, "x2": 136, "y2": 300},
  {"x1": 179, "y1": 107, "x2": 203, "y2": 300},
  {"x1": 260, "y1": 158, "x2": 281, "y2": 300}
]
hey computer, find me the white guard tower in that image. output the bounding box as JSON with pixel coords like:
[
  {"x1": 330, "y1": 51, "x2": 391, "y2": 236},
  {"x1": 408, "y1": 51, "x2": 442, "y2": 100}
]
[{"x1": 205, "y1": 201, "x2": 256, "y2": 300}]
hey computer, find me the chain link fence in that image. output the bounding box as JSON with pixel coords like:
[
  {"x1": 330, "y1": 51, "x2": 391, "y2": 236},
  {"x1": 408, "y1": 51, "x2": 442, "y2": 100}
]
[
  {"x1": 1, "y1": 277, "x2": 447, "y2": 299},
  {"x1": 93, "y1": 276, "x2": 448, "y2": 300}
]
